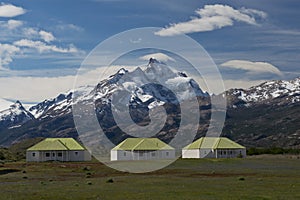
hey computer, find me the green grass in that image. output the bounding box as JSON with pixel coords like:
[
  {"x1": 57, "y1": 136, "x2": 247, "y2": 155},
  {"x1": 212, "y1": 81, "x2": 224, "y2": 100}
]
[{"x1": 0, "y1": 156, "x2": 299, "y2": 200}]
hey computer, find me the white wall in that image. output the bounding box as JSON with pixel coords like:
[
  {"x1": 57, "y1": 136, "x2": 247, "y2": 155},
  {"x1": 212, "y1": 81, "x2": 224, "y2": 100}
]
[
  {"x1": 215, "y1": 149, "x2": 246, "y2": 158},
  {"x1": 182, "y1": 148, "x2": 247, "y2": 159},
  {"x1": 182, "y1": 149, "x2": 199, "y2": 158},
  {"x1": 182, "y1": 149, "x2": 213, "y2": 158},
  {"x1": 26, "y1": 150, "x2": 92, "y2": 162},
  {"x1": 111, "y1": 150, "x2": 175, "y2": 161},
  {"x1": 26, "y1": 151, "x2": 40, "y2": 162}
]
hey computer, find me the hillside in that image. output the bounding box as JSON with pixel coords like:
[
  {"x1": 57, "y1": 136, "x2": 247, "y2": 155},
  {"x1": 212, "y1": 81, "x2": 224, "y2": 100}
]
[{"x1": 0, "y1": 60, "x2": 299, "y2": 148}]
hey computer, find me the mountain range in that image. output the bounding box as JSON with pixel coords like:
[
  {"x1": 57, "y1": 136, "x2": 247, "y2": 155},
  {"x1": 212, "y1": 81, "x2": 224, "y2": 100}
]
[{"x1": 0, "y1": 59, "x2": 299, "y2": 148}]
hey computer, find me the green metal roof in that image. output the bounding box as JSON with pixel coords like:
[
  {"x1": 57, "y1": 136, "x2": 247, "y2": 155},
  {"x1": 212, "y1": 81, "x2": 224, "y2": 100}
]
[
  {"x1": 27, "y1": 138, "x2": 85, "y2": 151},
  {"x1": 183, "y1": 137, "x2": 245, "y2": 150},
  {"x1": 112, "y1": 138, "x2": 174, "y2": 151}
]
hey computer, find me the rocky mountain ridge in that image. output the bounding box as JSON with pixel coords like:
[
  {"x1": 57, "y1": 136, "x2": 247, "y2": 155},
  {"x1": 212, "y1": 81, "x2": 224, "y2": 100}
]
[{"x1": 0, "y1": 60, "x2": 299, "y2": 148}]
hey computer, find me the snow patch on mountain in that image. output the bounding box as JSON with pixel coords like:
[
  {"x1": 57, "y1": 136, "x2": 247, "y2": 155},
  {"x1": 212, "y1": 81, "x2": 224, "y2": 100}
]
[
  {"x1": 29, "y1": 92, "x2": 74, "y2": 118},
  {"x1": 0, "y1": 101, "x2": 34, "y2": 129},
  {"x1": 227, "y1": 77, "x2": 300, "y2": 107}
]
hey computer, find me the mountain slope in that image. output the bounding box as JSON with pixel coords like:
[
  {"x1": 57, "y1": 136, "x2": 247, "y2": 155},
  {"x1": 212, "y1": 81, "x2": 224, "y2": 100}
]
[
  {"x1": 0, "y1": 59, "x2": 207, "y2": 146},
  {"x1": 222, "y1": 77, "x2": 300, "y2": 147},
  {"x1": 0, "y1": 60, "x2": 299, "y2": 148},
  {"x1": 226, "y1": 77, "x2": 300, "y2": 108},
  {"x1": 0, "y1": 101, "x2": 34, "y2": 131}
]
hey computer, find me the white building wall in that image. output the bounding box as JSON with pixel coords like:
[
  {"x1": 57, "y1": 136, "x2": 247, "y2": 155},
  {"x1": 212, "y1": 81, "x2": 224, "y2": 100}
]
[
  {"x1": 69, "y1": 150, "x2": 86, "y2": 161},
  {"x1": 215, "y1": 149, "x2": 246, "y2": 158},
  {"x1": 182, "y1": 149, "x2": 199, "y2": 158},
  {"x1": 26, "y1": 151, "x2": 40, "y2": 162},
  {"x1": 26, "y1": 150, "x2": 92, "y2": 162},
  {"x1": 199, "y1": 149, "x2": 214, "y2": 158},
  {"x1": 182, "y1": 148, "x2": 247, "y2": 159},
  {"x1": 111, "y1": 150, "x2": 175, "y2": 161},
  {"x1": 84, "y1": 150, "x2": 92, "y2": 161}
]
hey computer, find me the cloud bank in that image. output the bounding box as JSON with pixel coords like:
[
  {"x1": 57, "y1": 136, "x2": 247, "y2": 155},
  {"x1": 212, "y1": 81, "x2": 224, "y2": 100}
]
[{"x1": 155, "y1": 4, "x2": 267, "y2": 36}]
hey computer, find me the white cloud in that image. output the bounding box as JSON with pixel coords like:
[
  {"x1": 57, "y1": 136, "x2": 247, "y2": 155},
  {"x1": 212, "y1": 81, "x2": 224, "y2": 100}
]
[
  {"x1": 0, "y1": 67, "x2": 124, "y2": 102},
  {"x1": 7, "y1": 19, "x2": 23, "y2": 29},
  {"x1": 23, "y1": 29, "x2": 56, "y2": 42},
  {"x1": 0, "y1": 64, "x2": 280, "y2": 103},
  {"x1": 39, "y1": 30, "x2": 56, "y2": 43},
  {"x1": 220, "y1": 60, "x2": 282, "y2": 76},
  {"x1": 0, "y1": 98, "x2": 15, "y2": 111},
  {"x1": 14, "y1": 39, "x2": 79, "y2": 54},
  {"x1": 139, "y1": 53, "x2": 175, "y2": 62},
  {"x1": 0, "y1": 19, "x2": 23, "y2": 30},
  {"x1": 0, "y1": 43, "x2": 20, "y2": 70},
  {"x1": 155, "y1": 4, "x2": 267, "y2": 36},
  {"x1": 0, "y1": 76, "x2": 76, "y2": 102},
  {"x1": 56, "y1": 23, "x2": 84, "y2": 32},
  {"x1": 129, "y1": 38, "x2": 142, "y2": 44},
  {"x1": 0, "y1": 3, "x2": 26, "y2": 17},
  {"x1": 239, "y1": 7, "x2": 267, "y2": 19},
  {"x1": 23, "y1": 27, "x2": 39, "y2": 37}
]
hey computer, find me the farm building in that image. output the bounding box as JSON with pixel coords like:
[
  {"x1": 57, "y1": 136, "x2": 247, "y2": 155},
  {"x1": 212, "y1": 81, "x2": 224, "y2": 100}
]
[
  {"x1": 26, "y1": 138, "x2": 91, "y2": 162},
  {"x1": 182, "y1": 137, "x2": 246, "y2": 159},
  {"x1": 111, "y1": 138, "x2": 175, "y2": 161}
]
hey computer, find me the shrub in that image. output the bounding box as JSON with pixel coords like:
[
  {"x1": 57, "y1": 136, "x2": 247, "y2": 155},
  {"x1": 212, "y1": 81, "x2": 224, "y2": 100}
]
[
  {"x1": 87, "y1": 181, "x2": 92, "y2": 185},
  {"x1": 106, "y1": 178, "x2": 114, "y2": 183},
  {"x1": 247, "y1": 147, "x2": 300, "y2": 155}
]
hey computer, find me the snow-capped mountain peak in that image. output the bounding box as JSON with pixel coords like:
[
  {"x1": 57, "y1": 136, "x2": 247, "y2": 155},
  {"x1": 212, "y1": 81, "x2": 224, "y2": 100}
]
[
  {"x1": 226, "y1": 77, "x2": 300, "y2": 107},
  {"x1": 92, "y1": 59, "x2": 208, "y2": 106},
  {"x1": 0, "y1": 101, "x2": 34, "y2": 129},
  {"x1": 29, "y1": 92, "x2": 73, "y2": 119}
]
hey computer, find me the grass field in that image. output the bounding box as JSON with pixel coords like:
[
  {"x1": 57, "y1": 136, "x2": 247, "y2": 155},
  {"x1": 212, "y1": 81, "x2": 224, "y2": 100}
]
[{"x1": 0, "y1": 155, "x2": 299, "y2": 200}]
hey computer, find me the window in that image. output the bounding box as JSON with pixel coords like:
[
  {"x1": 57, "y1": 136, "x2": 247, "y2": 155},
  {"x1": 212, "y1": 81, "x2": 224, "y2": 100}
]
[
  {"x1": 166, "y1": 152, "x2": 169, "y2": 156},
  {"x1": 75, "y1": 152, "x2": 78, "y2": 156},
  {"x1": 139, "y1": 152, "x2": 143, "y2": 157},
  {"x1": 123, "y1": 152, "x2": 126, "y2": 156},
  {"x1": 58, "y1": 153, "x2": 62, "y2": 157},
  {"x1": 151, "y1": 152, "x2": 156, "y2": 157},
  {"x1": 32, "y1": 153, "x2": 35, "y2": 157},
  {"x1": 45, "y1": 153, "x2": 50, "y2": 157},
  {"x1": 52, "y1": 153, "x2": 55, "y2": 157}
]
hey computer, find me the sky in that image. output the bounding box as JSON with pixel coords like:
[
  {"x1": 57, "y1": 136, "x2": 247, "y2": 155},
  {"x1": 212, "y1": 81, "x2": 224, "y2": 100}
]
[{"x1": 0, "y1": 0, "x2": 299, "y2": 106}]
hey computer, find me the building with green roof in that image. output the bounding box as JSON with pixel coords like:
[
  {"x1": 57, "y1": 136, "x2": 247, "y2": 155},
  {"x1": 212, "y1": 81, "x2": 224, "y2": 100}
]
[
  {"x1": 182, "y1": 137, "x2": 246, "y2": 159},
  {"x1": 111, "y1": 138, "x2": 175, "y2": 161},
  {"x1": 26, "y1": 138, "x2": 91, "y2": 162}
]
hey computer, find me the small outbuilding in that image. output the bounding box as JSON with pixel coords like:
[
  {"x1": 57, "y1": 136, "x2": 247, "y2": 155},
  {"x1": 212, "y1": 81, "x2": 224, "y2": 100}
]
[
  {"x1": 111, "y1": 138, "x2": 175, "y2": 161},
  {"x1": 182, "y1": 137, "x2": 246, "y2": 159},
  {"x1": 26, "y1": 138, "x2": 91, "y2": 162}
]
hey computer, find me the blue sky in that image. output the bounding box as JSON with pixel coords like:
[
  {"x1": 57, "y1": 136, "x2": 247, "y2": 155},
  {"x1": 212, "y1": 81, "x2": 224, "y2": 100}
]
[{"x1": 0, "y1": 0, "x2": 299, "y2": 104}]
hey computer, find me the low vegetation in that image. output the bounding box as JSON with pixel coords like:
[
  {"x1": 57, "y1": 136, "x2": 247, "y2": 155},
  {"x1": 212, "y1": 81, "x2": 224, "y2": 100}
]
[
  {"x1": 247, "y1": 147, "x2": 300, "y2": 155},
  {"x1": 0, "y1": 156, "x2": 299, "y2": 199}
]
